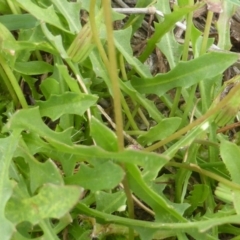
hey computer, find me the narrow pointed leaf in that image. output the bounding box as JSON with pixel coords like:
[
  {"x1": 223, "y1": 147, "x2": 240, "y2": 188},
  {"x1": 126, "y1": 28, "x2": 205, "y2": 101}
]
[
  {"x1": 131, "y1": 52, "x2": 238, "y2": 96},
  {"x1": 220, "y1": 140, "x2": 240, "y2": 184},
  {"x1": 90, "y1": 117, "x2": 118, "y2": 152},
  {"x1": 50, "y1": 0, "x2": 81, "y2": 33}
]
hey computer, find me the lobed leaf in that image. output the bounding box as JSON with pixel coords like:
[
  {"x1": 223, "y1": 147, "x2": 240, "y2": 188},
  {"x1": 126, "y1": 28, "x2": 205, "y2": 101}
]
[
  {"x1": 37, "y1": 92, "x2": 98, "y2": 121},
  {"x1": 6, "y1": 184, "x2": 82, "y2": 225},
  {"x1": 131, "y1": 52, "x2": 238, "y2": 96}
]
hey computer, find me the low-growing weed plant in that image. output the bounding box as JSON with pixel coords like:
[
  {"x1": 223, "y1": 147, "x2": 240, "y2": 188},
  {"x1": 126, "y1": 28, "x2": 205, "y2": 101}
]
[{"x1": 1, "y1": 0, "x2": 240, "y2": 239}]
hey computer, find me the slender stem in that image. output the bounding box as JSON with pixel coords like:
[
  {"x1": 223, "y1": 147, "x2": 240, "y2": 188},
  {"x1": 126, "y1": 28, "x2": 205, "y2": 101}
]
[
  {"x1": 102, "y1": 0, "x2": 124, "y2": 150},
  {"x1": 180, "y1": 84, "x2": 197, "y2": 127},
  {"x1": 102, "y1": 2, "x2": 135, "y2": 239},
  {"x1": 144, "y1": 82, "x2": 240, "y2": 152},
  {"x1": 0, "y1": 54, "x2": 28, "y2": 108},
  {"x1": 200, "y1": 11, "x2": 214, "y2": 56},
  {"x1": 170, "y1": 0, "x2": 193, "y2": 117},
  {"x1": 121, "y1": 94, "x2": 139, "y2": 130},
  {"x1": 119, "y1": 53, "x2": 127, "y2": 80},
  {"x1": 168, "y1": 161, "x2": 240, "y2": 191},
  {"x1": 125, "y1": 102, "x2": 139, "y2": 130},
  {"x1": 0, "y1": 65, "x2": 18, "y2": 105},
  {"x1": 89, "y1": 1, "x2": 109, "y2": 70},
  {"x1": 170, "y1": 88, "x2": 181, "y2": 117},
  {"x1": 39, "y1": 220, "x2": 59, "y2": 240}
]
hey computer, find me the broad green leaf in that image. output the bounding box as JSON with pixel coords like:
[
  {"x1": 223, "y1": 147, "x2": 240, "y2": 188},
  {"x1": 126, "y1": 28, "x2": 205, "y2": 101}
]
[
  {"x1": 14, "y1": 61, "x2": 53, "y2": 75},
  {"x1": 0, "y1": 14, "x2": 38, "y2": 30},
  {"x1": 0, "y1": 133, "x2": 20, "y2": 240},
  {"x1": 131, "y1": 52, "x2": 238, "y2": 96},
  {"x1": 220, "y1": 140, "x2": 240, "y2": 184},
  {"x1": 16, "y1": 0, "x2": 70, "y2": 33},
  {"x1": 6, "y1": 184, "x2": 81, "y2": 225},
  {"x1": 95, "y1": 190, "x2": 126, "y2": 214},
  {"x1": 90, "y1": 117, "x2": 118, "y2": 152},
  {"x1": 65, "y1": 161, "x2": 124, "y2": 191},
  {"x1": 0, "y1": 22, "x2": 17, "y2": 65},
  {"x1": 114, "y1": 27, "x2": 152, "y2": 78},
  {"x1": 138, "y1": 117, "x2": 181, "y2": 146},
  {"x1": 3, "y1": 38, "x2": 56, "y2": 57},
  {"x1": 50, "y1": 0, "x2": 81, "y2": 33},
  {"x1": 5, "y1": 107, "x2": 168, "y2": 168},
  {"x1": 40, "y1": 77, "x2": 60, "y2": 99},
  {"x1": 37, "y1": 92, "x2": 98, "y2": 121},
  {"x1": 4, "y1": 107, "x2": 73, "y2": 147}
]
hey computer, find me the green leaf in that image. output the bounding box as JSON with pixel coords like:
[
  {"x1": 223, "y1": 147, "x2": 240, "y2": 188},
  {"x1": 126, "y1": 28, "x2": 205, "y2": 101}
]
[
  {"x1": 155, "y1": 0, "x2": 183, "y2": 69},
  {"x1": 40, "y1": 77, "x2": 60, "y2": 99},
  {"x1": 139, "y1": 4, "x2": 199, "y2": 63},
  {"x1": 4, "y1": 107, "x2": 73, "y2": 147},
  {"x1": 77, "y1": 202, "x2": 216, "y2": 238},
  {"x1": 5, "y1": 107, "x2": 168, "y2": 169},
  {"x1": 90, "y1": 117, "x2": 118, "y2": 152},
  {"x1": 14, "y1": 61, "x2": 53, "y2": 75},
  {"x1": 37, "y1": 92, "x2": 98, "y2": 121},
  {"x1": 6, "y1": 184, "x2": 82, "y2": 225},
  {"x1": 138, "y1": 117, "x2": 181, "y2": 146},
  {"x1": 40, "y1": 23, "x2": 69, "y2": 58},
  {"x1": 0, "y1": 133, "x2": 20, "y2": 240},
  {"x1": 114, "y1": 27, "x2": 152, "y2": 78},
  {"x1": 95, "y1": 190, "x2": 126, "y2": 214},
  {"x1": 220, "y1": 140, "x2": 240, "y2": 184},
  {"x1": 216, "y1": 1, "x2": 234, "y2": 50},
  {"x1": 226, "y1": 0, "x2": 240, "y2": 6},
  {"x1": 121, "y1": 81, "x2": 163, "y2": 122},
  {"x1": 65, "y1": 161, "x2": 124, "y2": 191},
  {"x1": 131, "y1": 52, "x2": 238, "y2": 96},
  {"x1": 16, "y1": 0, "x2": 70, "y2": 33},
  {"x1": 0, "y1": 14, "x2": 38, "y2": 31},
  {"x1": 17, "y1": 142, "x2": 63, "y2": 193},
  {"x1": 185, "y1": 184, "x2": 210, "y2": 215},
  {"x1": 126, "y1": 164, "x2": 187, "y2": 222},
  {"x1": 233, "y1": 190, "x2": 240, "y2": 214},
  {"x1": 50, "y1": 0, "x2": 81, "y2": 33}
]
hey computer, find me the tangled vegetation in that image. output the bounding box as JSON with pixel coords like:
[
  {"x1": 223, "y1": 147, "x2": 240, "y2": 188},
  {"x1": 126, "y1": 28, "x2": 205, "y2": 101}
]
[{"x1": 1, "y1": 0, "x2": 240, "y2": 239}]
